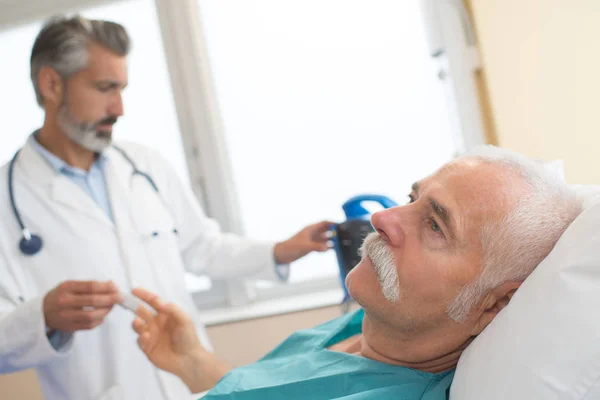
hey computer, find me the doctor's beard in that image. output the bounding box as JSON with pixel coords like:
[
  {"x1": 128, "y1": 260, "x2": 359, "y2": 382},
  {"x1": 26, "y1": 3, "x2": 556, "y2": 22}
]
[
  {"x1": 57, "y1": 104, "x2": 115, "y2": 153},
  {"x1": 361, "y1": 232, "x2": 400, "y2": 303}
]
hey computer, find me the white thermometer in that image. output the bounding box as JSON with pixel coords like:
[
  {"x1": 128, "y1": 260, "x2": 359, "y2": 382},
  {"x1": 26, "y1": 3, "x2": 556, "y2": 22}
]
[{"x1": 117, "y1": 292, "x2": 144, "y2": 314}]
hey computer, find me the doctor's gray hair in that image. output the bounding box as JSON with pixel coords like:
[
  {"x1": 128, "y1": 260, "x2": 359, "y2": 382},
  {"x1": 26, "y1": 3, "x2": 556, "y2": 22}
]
[
  {"x1": 30, "y1": 15, "x2": 130, "y2": 106},
  {"x1": 446, "y1": 146, "x2": 582, "y2": 322}
]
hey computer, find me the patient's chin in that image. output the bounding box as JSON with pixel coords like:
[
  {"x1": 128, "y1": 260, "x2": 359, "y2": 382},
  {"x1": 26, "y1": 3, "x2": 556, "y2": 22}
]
[
  {"x1": 346, "y1": 258, "x2": 380, "y2": 304},
  {"x1": 346, "y1": 258, "x2": 367, "y2": 285}
]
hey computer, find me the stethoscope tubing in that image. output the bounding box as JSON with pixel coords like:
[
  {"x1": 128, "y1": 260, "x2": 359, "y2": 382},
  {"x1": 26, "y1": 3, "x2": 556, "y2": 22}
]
[{"x1": 9, "y1": 145, "x2": 159, "y2": 256}]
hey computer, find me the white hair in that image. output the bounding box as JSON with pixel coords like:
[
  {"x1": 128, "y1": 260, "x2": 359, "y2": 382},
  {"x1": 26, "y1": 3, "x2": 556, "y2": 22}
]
[{"x1": 447, "y1": 146, "x2": 582, "y2": 322}]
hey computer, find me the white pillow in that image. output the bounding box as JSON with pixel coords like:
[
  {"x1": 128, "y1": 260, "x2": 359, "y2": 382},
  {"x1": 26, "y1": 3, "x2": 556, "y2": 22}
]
[{"x1": 451, "y1": 185, "x2": 600, "y2": 400}]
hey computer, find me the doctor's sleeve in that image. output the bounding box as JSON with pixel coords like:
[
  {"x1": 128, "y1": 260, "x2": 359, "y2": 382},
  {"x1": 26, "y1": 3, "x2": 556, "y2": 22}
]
[
  {"x1": 160, "y1": 158, "x2": 286, "y2": 282},
  {"x1": 0, "y1": 259, "x2": 72, "y2": 372}
]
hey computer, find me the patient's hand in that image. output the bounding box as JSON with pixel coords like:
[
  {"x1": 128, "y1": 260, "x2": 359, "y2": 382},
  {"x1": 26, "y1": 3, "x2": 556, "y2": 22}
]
[
  {"x1": 131, "y1": 288, "x2": 230, "y2": 393},
  {"x1": 131, "y1": 289, "x2": 204, "y2": 384}
]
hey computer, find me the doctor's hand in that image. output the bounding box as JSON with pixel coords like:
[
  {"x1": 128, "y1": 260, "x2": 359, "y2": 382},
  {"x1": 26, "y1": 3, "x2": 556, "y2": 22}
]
[
  {"x1": 43, "y1": 280, "x2": 122, "y2": 332},
  {"x1": 274, "y1": 220, "x2": 335, "y2": 264},
  {"x1": 131, "y1": 288, "x2": 230, "y2": 393}
]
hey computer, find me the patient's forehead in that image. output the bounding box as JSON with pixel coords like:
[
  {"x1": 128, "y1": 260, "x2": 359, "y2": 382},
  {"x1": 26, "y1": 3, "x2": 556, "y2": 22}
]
[
  {"x1": 421, "y1": 159, "x2": 524, "y2": 242},
  {"x1": 441, "y1": 160, "x2": 516, "y2": 200}
]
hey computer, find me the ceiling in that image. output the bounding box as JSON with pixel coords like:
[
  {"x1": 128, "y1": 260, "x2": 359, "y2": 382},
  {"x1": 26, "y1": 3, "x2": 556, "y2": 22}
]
[{"x1": 0, "y1": 0, "x2": 124, "y2": 31}]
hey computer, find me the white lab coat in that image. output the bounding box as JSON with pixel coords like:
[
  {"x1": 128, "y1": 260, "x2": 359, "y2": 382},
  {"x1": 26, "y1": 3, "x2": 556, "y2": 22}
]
[{"x1": 0, "y1": 137, "x2": 283, "y2": 400}]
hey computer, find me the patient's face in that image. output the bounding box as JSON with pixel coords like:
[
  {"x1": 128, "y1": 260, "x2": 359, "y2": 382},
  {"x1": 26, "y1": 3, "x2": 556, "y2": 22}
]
[{"x1": 346, "y1": 159, "x2": 516, "y2": 333}]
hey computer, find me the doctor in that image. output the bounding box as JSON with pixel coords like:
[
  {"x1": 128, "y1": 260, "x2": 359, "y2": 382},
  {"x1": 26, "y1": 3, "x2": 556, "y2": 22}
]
[{"x1": 0, "y1": 15, "x2": 332, "y2": 400}]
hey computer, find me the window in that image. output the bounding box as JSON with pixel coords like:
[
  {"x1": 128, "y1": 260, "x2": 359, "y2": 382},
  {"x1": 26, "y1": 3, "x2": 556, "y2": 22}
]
[
  {"x1": 197, "y1": 0, "x2": 457, "y2": 286},
  {"x1": 0, "y1": 22, "x2": 44, "y2": 164}
]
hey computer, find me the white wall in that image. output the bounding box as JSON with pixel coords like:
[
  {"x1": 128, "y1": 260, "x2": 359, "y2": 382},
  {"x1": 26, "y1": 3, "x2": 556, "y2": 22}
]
[{"x1": 468, "y1": 0, "x2": 600, "y2": 184}]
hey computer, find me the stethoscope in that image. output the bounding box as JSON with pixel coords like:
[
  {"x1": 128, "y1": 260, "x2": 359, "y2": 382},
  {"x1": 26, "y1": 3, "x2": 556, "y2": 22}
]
[{"x1": 9, "y1": 145, "x2": 160, "y2": 256}]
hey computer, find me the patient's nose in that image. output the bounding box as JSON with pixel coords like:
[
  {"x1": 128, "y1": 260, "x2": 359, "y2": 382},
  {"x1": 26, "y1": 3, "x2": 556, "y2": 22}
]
[{"x1": 370, "y1": 207, "x2": 405, "y2": 248}]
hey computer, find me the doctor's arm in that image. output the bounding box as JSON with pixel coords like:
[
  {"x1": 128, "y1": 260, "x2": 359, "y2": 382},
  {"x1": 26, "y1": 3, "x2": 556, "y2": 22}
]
[
  {"x1": 0, "y1": 290, "x2": 61, "y2": 373},
  {"x1": 0, "y1": 247, "x2": 67, "y2": 372},
  {"x1": 161, "y1": 156, "x2": 332, "y2": 280},
  {"x1": 0, "y1": 275, "x2": 122, "y2": 373},
  {"x1": 131, "y1": 288, "x2": 230, "y2": 393},
  {"x1": 0, "y1": 248, "x2": 64, "y2": 372}
]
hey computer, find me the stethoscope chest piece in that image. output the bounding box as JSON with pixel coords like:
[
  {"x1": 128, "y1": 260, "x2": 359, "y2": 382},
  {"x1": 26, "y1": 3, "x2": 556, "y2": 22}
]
[{"x1": 19, "y1": 230, "x2": 43, "y2": 256}]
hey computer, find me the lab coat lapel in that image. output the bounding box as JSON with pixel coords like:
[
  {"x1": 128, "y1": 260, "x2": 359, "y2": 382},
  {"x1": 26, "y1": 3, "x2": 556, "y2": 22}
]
[
  {"x1": 103, "y1": 147, "x2": 155, "y2": 290},
  {"x1": 103, "y1": 148, "x2": 135, "y2": 232},
  {"x1": 18, "y1": 138, "x2": 113, "y2": 227},
  {"x1": 51, "y1": 177, "x2": 113, "y2": 226}
]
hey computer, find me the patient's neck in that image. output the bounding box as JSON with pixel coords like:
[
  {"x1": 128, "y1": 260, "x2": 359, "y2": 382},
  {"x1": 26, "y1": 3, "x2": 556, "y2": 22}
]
[{"x1": 346, "y1": 315, "x2": 472, "y2": 373}]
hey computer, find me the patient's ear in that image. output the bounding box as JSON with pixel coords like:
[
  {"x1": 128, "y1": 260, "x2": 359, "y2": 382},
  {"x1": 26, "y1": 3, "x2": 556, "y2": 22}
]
[{"x1": 470, "y1": 281, "x2": 522, "y2": 336}]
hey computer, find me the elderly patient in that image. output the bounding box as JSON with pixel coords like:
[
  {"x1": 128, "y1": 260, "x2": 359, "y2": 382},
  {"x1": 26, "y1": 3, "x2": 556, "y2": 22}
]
[{"x1": 130, "y1": 147, "x2": 582, "y2": 399}]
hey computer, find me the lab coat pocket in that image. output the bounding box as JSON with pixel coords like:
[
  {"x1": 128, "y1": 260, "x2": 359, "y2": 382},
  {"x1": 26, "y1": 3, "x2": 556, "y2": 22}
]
[
  {"x1": 126, "y1": 170, "x2": 187, "y2": 292},
  {"x1": 95, "y1": 384, "x2": 124, "y2": 400},
  {"x1": 128, "y1": 170, "x2": 175, "y2": 238},
  {"x1": 130, "y1": 178, "x2": 181, "y2": 269}
]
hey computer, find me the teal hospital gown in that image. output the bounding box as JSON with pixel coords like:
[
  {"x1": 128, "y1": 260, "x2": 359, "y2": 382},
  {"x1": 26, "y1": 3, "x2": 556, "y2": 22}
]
[{"x1": 202, "y1": 309, "x2": 454, "y2": 400}]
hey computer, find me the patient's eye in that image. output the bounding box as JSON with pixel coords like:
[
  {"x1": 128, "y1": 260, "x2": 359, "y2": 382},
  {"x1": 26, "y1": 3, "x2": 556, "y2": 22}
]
[
  {"x1": 430, "y1": 219, "x2": 441, "y2": 233},
  {"x1": 407, "y1": 194, "x2": 415, "y2": 204}
]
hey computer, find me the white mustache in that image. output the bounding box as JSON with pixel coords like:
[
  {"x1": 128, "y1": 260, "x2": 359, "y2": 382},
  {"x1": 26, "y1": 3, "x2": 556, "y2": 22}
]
[{"x1": 360, "y1": 232, "x2": 400, "y2": 303}]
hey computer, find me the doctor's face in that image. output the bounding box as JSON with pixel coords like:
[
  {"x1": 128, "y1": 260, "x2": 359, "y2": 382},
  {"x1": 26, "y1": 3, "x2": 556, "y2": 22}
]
[
  {"x1": 57, "y1": 43, "x2": 128, "y2": 152},
  {"x1": 345, "y1": 159, "x2": 516, "y2": 334}
]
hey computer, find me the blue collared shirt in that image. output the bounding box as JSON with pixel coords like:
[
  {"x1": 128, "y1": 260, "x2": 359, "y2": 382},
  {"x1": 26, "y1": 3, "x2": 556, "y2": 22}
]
[{"x1": 31, "y1": 134, "x2": 114, "y2": 222}]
